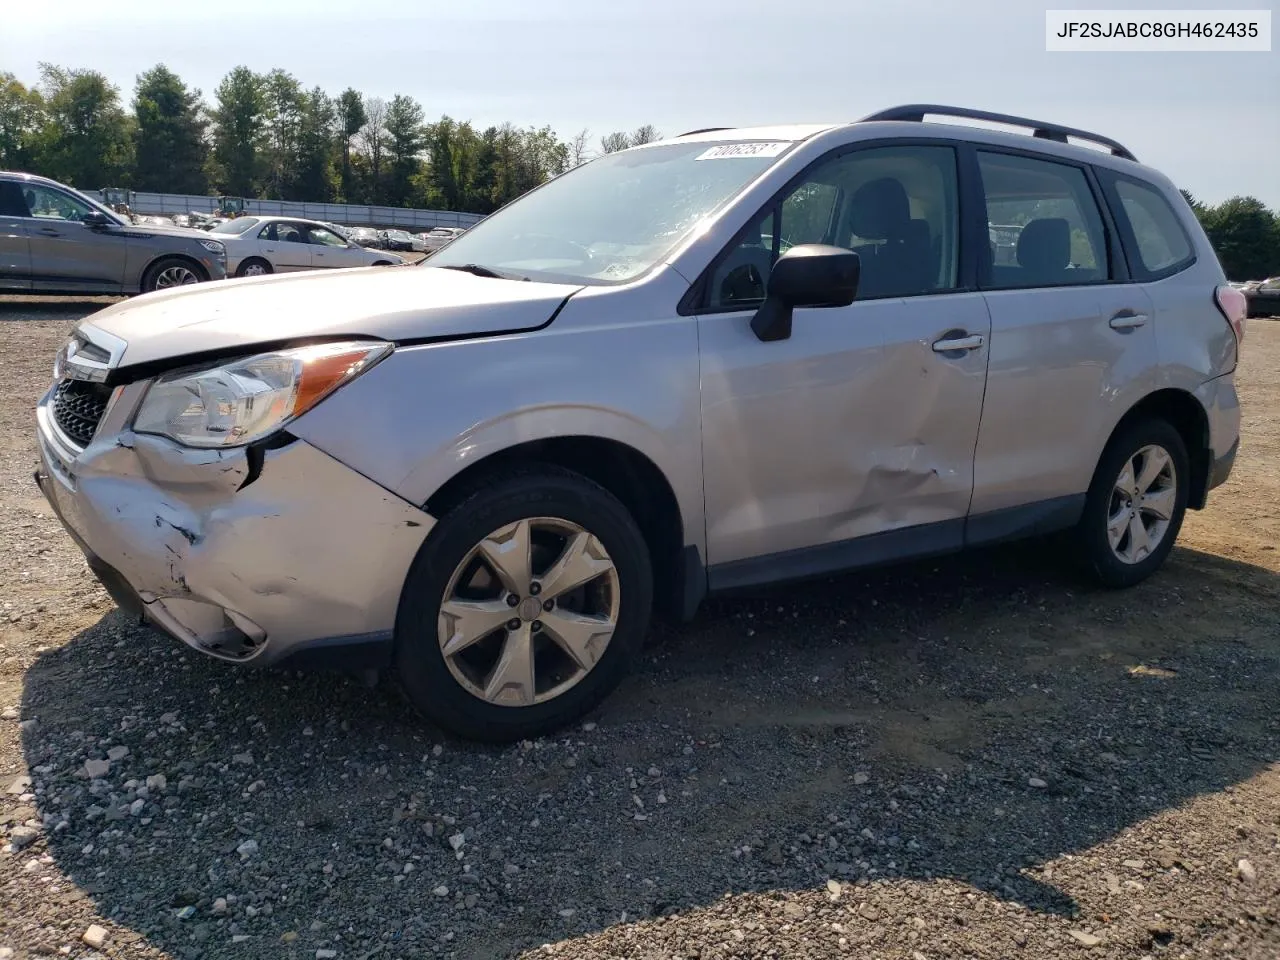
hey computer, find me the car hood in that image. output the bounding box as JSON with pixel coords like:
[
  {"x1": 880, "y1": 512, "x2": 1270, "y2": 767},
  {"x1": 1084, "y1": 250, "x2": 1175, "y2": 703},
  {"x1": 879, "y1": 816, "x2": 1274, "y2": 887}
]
[
  {"x1": 119, "y1": 220, "x2": 214, "y2": 240},
  {"x1": 82, "y1": 265, "x2": 584, "y2": 370}
]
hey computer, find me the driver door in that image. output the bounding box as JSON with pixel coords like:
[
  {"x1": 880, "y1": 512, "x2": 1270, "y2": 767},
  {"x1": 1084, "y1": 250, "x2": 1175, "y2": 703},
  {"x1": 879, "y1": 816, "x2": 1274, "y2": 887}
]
[
  {"x1": 21, "y1": 183, "x2": 128, "y2": 294},
  {"x1": 259, "y1": 221, "x2": 314, "y2": 272},
  {"x1": 697, "y1": 143, "x2": 991, "y2": 586}
]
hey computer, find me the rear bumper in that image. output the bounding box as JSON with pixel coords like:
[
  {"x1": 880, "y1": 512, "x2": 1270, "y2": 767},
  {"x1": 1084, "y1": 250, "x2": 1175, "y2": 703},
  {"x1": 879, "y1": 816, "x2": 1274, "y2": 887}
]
[
  {"x1": 1193, "y1": 372, "x2": 1241, "y2": 506},
  {"x1": 1207, "y1": 437, "x2": 1238, "y2": 492},
  {"x1": 35, "y1": 393, "x2": 433, "y2": 670}
]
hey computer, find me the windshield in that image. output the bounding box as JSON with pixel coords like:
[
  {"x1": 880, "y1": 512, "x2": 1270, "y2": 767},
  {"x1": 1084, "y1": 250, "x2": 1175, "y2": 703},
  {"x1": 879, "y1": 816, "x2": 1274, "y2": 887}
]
[
  {"x1": 210, "y1": 217, "x2": 262, "y2": 235},
  {"x1": 424, "y1": 140, "x2": 795, "y2": 284}
]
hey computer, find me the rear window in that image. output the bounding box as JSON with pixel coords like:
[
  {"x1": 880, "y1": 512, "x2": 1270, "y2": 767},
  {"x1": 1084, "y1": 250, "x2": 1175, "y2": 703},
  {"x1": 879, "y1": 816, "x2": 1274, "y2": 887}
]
[
  {"x1": 1112, "y1": 178, "x2": 1194, "y2": 277},
  {"x1": 210, "y1": 217, "x2": 261, "y2": 235}
]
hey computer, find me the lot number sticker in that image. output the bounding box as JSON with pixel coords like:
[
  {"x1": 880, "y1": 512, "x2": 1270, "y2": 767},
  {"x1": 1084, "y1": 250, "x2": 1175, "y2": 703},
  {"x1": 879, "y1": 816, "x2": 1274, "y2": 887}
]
[{"x1": 695, "y1": 142, "x2": 791, "y2": 160}]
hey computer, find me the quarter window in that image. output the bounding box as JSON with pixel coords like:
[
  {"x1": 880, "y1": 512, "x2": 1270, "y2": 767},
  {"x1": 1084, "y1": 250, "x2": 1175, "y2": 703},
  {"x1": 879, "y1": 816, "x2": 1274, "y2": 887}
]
[
  {"x1": 1112, "y1": 178, "x2": 1193, "y2": 275},
  {"x1": 706, "y1": 144, "x2": 961, "y2": 308},
  {"x1": 977, "y1": 152, "x2": 1110, "y2": 289}
]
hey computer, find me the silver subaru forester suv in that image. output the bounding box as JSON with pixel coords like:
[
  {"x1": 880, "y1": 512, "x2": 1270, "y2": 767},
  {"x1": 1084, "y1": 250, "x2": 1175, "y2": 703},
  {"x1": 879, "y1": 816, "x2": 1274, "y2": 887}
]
[{"x1": 35, "y1": 105, "x2": 1244, "y2": 742}]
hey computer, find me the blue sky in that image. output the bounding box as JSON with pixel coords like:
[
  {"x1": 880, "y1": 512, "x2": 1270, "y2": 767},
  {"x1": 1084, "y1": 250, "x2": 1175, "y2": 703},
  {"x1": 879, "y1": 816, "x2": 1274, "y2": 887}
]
[{"x1": 3, "y1": 0, "x2": 1277, "y2": 206}]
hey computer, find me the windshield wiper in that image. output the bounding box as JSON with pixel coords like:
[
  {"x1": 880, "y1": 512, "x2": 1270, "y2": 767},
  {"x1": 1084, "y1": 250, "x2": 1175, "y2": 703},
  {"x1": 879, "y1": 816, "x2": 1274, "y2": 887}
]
[{"x1": 436, "y1": 262, "x2": 526, "y2": 281}]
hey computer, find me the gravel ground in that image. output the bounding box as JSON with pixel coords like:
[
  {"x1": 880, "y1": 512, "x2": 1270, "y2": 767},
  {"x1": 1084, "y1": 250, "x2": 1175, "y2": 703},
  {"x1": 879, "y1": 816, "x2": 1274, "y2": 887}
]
[{"x1": 1, "y1": 297, "x2": 1278, "y2": 960}]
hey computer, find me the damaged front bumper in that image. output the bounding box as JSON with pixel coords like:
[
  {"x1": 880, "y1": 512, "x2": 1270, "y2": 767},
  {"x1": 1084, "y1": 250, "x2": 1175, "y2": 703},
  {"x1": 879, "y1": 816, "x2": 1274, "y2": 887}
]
[{"x1": 35, "y1": 384, "x2": 435, "y2": 670}]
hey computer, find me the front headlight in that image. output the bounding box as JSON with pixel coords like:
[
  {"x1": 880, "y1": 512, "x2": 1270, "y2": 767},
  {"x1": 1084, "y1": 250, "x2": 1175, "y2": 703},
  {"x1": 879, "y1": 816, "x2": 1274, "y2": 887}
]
[
  {"x1": 133, "y1": 340, "x2": 392, "y2": 448},
  {"x1": 199, "y1": 239, "x2": 225, "y2": 255}
]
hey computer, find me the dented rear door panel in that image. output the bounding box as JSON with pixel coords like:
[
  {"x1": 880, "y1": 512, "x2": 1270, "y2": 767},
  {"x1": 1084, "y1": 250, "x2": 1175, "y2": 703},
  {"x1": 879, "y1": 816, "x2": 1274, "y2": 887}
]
[{"x1": 698, "y1": 292, "x2": 992, "y2": 567}]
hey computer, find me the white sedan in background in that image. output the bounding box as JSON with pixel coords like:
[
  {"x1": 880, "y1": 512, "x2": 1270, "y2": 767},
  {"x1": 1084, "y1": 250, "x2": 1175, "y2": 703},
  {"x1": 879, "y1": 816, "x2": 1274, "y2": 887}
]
[
  {"x1": 209, "y1": 216, "x2": 405, "y2": 277},
  {"x1": 418, "y1": 226, "x2": 469, "y2": 253}
]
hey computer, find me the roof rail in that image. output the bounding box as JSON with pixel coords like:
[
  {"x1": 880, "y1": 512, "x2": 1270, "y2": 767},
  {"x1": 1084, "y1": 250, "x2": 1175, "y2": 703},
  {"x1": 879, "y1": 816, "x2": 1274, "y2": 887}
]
[
  {"x1": 677, "y1": 127, "x2": 735, "y2": 137},
  {"x1": 860, "y1": 104, "x2": 1137, "y2": 161}
]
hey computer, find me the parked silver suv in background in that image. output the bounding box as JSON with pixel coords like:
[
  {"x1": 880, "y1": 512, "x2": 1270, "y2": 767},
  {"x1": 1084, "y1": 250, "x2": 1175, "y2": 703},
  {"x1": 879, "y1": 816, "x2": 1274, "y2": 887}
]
[
  {"x1": 0, "y1": 171, "x2": 227, "y2": 294},
  {"x1": 34, "y1": 105, "x2": 1244, "y2": 742}
]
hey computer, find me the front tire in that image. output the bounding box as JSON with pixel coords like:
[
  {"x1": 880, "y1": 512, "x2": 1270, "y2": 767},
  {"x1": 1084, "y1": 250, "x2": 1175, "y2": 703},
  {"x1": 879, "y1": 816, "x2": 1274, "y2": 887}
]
[
  {"x1": 394, "y1": 467, "x2": 653, "y2": 742},
  {"x1": 141, "y1": 257, "x2": 205, "y2": 293},
  {"x1": 1076, "y1": 418, "x2": 1189, "y2": 588}
]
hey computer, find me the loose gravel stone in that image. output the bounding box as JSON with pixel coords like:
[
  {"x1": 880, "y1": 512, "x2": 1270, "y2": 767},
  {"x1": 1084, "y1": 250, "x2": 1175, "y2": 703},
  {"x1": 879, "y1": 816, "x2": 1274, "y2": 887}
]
[{"x1": 81, "y1": 925, "x2": 107, "y2": 949}]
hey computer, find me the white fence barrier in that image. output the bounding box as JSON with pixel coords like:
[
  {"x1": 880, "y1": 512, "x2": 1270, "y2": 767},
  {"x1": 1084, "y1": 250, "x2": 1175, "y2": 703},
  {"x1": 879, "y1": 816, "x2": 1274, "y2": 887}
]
[{"x1": 117, "y1": 191, "x2": 485, "y2": 230}]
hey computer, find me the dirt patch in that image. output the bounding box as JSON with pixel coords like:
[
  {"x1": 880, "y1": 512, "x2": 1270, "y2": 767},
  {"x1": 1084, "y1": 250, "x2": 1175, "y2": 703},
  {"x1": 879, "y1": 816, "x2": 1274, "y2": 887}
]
[{"x1": 0, "y1": 302, "x2": 1277, "y2": 959}]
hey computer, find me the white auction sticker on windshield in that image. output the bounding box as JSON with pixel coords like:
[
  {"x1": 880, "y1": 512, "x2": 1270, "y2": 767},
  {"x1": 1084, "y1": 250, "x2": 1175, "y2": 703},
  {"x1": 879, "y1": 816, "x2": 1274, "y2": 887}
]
[{"x1": 695, "y1": 142, "x2": 790, "y2": 160}]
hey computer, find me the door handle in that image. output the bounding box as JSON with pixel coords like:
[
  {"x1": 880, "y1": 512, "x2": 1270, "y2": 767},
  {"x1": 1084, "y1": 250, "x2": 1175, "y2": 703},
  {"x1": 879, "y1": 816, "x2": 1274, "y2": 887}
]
[
  {"x1": 932, "y1": 333, "x2": 985, "y2": 353},
  {"x1": 38, "y1": 227, "x2": 61, "y2": 236},
  {"x1": 1109, "y1": 312, "x2": 1148, "y2": 330}
]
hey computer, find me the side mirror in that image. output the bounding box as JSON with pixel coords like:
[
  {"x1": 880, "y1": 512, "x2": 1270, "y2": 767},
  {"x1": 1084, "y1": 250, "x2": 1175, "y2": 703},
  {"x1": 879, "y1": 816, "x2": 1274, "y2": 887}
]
[
  {"x1": 82, "y1": 210, "x2": 112, "y2": 228},
  {"x1": 750, "y1": 244, "x2": 860, "y2": 342}
]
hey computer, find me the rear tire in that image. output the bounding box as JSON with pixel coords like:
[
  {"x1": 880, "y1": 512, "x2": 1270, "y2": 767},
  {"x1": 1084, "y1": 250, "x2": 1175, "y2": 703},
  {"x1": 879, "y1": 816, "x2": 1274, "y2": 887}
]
[
  {"x1": 394, "y1": 466, "x2": 652, "y2": 743},
  {"x1": 141, "y1": 257, "x2": 205, "y2": 293},
  {"x1": 1076, "y1": 418, "x2": 1189, "y2": 588},
  {"x1": 236, "y1": 258, "x2": 272, "y2": 278}
]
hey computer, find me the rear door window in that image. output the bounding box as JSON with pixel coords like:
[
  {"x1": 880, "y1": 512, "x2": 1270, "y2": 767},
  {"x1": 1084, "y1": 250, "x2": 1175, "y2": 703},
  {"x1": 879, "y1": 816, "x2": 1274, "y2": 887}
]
[{"x1": 977, "y1": 151, "x2": 1111, "y2": 289}]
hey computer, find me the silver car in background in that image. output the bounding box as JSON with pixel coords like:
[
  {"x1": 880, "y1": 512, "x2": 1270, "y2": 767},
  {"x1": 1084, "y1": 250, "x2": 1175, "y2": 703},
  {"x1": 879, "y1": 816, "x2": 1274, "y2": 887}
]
[
  {"x1": 34, "y1": 105, "x2": 1243, "y2": 743},
  {"x1": 419, "y1": 226, "x2": 468, "y2": 252},
  {"x1": 210, "y1": 216, "x2": 404, "y2": 277},
  {"x1": 0, "y1": 171, "x2": 227, "y2": 294}
]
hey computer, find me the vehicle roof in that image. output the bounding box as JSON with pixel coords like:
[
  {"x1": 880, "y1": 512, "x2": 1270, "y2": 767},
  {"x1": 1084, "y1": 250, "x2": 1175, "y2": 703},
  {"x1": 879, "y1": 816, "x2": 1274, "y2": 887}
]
[
  {"x1": 650, "y1": 115, "x2": 1170, "y2": 185},
  {"x1": 659, "y1": 123, "x2": 839, "y2": 144},
  {"x1": 0, "y1": 170, "x2": 83, "y2": 188},
  {"x1": 237, "y1": 214, "x2": 336, "y2": 228}
]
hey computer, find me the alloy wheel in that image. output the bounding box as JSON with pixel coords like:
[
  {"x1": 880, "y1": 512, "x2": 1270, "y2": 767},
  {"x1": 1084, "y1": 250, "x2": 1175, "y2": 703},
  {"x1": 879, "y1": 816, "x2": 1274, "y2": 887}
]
[
  {"x1": 1107, "y1": 444, "x2": 1178, "y2": 564},
  {"x1": 154, "y1": 265, "x2": 199, "y2": 288},
  {"x1": 437, "y1": 517, "x2": 620, "y2": 707}
]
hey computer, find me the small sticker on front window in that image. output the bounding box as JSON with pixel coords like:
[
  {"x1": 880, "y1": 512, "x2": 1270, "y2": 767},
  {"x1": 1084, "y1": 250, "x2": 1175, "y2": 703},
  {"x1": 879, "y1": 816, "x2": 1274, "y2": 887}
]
[{"x1": 695, "y1": 142, "x2": 790, "y2": 161}]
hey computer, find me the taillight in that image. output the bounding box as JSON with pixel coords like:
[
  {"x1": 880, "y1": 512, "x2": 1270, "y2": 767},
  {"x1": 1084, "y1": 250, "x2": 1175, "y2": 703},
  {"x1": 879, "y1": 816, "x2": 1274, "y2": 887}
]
[{"x1": 1214, "y1": 285, "x2": 1247, "y2": 346}]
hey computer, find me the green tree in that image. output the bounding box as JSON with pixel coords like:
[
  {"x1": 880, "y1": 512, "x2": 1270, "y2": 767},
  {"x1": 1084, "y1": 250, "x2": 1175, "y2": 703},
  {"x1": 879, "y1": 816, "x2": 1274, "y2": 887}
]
[
  {"x1": 424, "y1": 116, "x2": 462, "y2": 210},
  {"x1": 294, "y1": 87, "x2": 337, "y2": 202},
  {"x1": 384, "y1": 94, "x2": 427, "y2": 206},
  {"x1": 0, "y1": 72, "x2": 44, "y2": 170},
  {"x1": 335, "y1": 88, "x2": 365, "y2": 202},
  {"x1": 466, "y1": 126, "x2": 502, "y2": 213},
  {"x1": 262, "y1": 69, "x2": 302, "y2": 198},
  {"x1": 1199, "y1": 196, "x2": 1280, "y2": 281},
  {"x1": 1179, "y1": 188, "x2": 1205, "y2": 218},
  {"x1": 517, "y1": 125, "x2": 568, "y2": 194},
  {"x1": 208, "y1": 66, "x2": 267, "y2": 196},
  {"x1": 132, "y1": 64, "x2": 208, "y2": 194},
  {"x1": 357, "y1": 96, "x2": 387, "y2": 203},
  {"x1": 33, "y1": 64, "x2": 133, "y2": 188}
]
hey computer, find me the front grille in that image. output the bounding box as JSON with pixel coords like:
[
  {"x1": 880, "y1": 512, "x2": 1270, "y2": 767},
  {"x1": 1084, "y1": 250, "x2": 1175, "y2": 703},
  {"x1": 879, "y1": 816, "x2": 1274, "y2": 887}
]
[{"x1": 52, "y1": 379, "x2": 112, "y2": 447}]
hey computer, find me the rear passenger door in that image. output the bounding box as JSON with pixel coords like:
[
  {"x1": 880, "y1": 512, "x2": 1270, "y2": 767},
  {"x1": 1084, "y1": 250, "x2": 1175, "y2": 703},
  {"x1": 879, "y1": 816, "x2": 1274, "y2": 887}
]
[
  {"x1": 0, "y1": 181, "x2": 32, "y2": 291},
  {"x1": 969, "y1": 149, "x2": 1159, "y2": 527}
]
